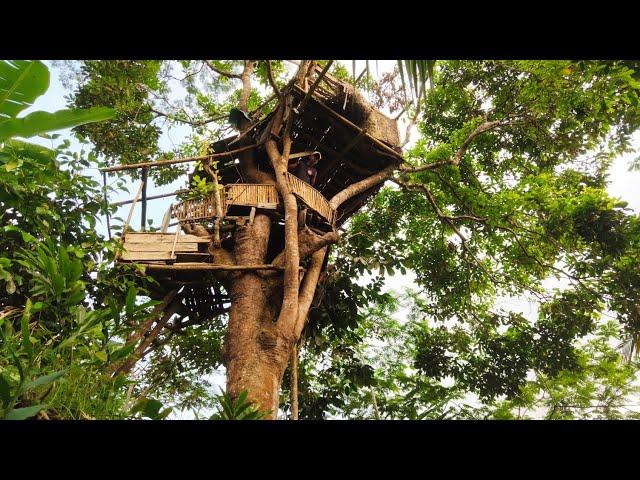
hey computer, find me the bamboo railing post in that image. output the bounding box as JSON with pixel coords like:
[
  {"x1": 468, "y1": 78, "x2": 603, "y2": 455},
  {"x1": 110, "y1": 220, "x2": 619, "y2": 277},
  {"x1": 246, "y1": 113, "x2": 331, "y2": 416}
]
[
  {"x1": 123, "y1": 181, "x2": 145, "y2": 234},
  {"x1": 141, "y1": 167, "x2": 148, "y2": 231},
  {"x1": 102, "y1": 171, "x2": 112, "y2": 240},
  {"x1": 169, "y1": 227, "x2": 180, "y2": 263},
  {"x1": 161, "y1": 204, "x2": 172, "y2": 233}
]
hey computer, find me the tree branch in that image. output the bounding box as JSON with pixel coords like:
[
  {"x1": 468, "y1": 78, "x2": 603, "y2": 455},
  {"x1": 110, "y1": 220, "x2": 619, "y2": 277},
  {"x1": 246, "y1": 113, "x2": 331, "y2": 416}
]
[
  {"x1": 204, "y1": 60, "x2": 243, "y2": 79},
  {"x1": 401, "y1": 119, "x2": 503, "y2": 173},
  {"x1": 329, "y1": 164, "x2": 398, "y2": 210},
  {"x1": 266, "y1": 60, "x2": 282, "y2": 99},
  {"x1": 149, "y1": 107, "x2": 227, "y2": 127},
  {"x1": 293, "y1": 247, "x2": 327, "y2": 339}
]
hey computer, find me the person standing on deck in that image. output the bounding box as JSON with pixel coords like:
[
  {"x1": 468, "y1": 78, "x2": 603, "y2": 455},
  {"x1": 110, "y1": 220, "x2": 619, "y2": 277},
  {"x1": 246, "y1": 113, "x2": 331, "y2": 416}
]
[{"x1": 289, "y1": 151, "x2": 321, "y2": 187}]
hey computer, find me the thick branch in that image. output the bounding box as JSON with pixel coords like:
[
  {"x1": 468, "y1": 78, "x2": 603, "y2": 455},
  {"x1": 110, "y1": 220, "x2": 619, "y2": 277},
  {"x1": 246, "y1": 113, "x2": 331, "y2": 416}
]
[
  {"x1": 293, "y1": 246, "x2": 327, "y2": 339},
  {"x1": 329, "y1": 164, "x2": 397, "y2": 210},
  {"x1": 265, "y1": 131, "x2": 300, "y2": 334},
  {"x1": 204, "y1": 60, "x2": 243, "y2": 79},
  {"x1": 239, "y1": 61, "x2": 254, "y2": 116},
  {"x1": 272, "y1": 226, "x2": 338, "y2": 268}
]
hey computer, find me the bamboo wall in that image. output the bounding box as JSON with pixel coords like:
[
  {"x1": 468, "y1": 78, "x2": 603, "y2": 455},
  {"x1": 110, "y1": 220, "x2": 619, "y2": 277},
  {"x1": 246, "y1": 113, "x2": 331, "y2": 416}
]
[{"x1": 225, "y1": 184, "x2": 279, "y2": 209}]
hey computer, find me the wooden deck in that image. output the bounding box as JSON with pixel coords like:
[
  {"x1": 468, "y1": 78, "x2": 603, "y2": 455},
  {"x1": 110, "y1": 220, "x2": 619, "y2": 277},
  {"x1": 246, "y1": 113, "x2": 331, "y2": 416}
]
[{"x1": 119, "y1": 232, "x2": 210, "y2": 262}]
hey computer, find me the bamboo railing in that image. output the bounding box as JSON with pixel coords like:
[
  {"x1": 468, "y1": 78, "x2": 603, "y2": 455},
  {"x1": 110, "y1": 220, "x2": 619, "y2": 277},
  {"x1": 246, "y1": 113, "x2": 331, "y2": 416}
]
[
  {"x1": 284, "y1": 173, "x2": 336, "y2": 224},
  {"x1": 171, "y1": 178, "x2": 336, "y2": 225},
  {"x1": 225, "y1": 183, "x2": 279, "y2": 209},
  {"x1": 172, "y1": 194, "x2": 226, "y2": 223}
]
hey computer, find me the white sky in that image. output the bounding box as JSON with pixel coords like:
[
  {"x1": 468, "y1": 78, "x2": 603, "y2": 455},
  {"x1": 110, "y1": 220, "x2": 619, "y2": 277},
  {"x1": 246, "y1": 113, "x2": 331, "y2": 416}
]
[{"x1": 21, "y1": 60, "x2": 640, "y2": 419}]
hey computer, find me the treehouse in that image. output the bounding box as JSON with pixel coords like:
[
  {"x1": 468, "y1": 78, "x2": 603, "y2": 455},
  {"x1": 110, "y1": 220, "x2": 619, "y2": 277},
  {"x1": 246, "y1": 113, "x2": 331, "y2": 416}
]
[{"x1": 105, "y1": 65, "x2": 403, "y2": 295}]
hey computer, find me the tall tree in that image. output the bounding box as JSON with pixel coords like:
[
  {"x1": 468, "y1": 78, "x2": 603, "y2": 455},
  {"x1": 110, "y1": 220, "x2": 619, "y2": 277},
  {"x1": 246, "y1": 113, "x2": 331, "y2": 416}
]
[{"x1": 66, "y1": 60, "x2": 640, "y2": 418}]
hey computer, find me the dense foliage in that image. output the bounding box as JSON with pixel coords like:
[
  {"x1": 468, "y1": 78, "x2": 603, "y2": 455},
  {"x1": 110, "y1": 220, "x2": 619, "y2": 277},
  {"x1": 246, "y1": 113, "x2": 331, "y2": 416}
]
[{"x1": 2, "y1": 59, "x2": 640, "y2": 420}]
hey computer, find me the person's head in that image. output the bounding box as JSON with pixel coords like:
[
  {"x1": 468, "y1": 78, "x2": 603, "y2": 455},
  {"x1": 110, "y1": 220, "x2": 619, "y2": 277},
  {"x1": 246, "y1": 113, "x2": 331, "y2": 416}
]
[{"x1": 307, "y1": 151, "x2": 321, "y2": 166}]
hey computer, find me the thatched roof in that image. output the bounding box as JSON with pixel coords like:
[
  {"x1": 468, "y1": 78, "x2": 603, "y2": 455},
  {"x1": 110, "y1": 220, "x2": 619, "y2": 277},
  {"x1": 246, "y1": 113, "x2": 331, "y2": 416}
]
[{"x1": 208, "y1": 70, "x2": 403, "y2": 227}]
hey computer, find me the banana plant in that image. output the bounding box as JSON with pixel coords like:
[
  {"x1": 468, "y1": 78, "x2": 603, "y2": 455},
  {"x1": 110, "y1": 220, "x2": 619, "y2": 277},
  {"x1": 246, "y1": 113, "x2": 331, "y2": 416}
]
[{"x1": 0, "y1": 60, "x2": 115, "y2": 141}]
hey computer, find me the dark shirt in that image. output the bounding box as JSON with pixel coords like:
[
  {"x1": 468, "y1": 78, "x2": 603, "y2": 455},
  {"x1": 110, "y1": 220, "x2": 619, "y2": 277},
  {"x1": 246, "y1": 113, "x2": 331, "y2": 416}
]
[{"x1": 292, "y1": 159, "x2": 317, "y2": 186}]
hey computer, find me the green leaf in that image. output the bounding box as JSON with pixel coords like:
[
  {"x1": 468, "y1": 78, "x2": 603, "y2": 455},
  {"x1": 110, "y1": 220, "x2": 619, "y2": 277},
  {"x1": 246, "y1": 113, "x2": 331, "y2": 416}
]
[
  {"x1": 4, "y1": 158, "x2": 20, "y2": 171},
  {"x1": 0, "y1": 60, "x2": 49, "y2": 119},
  {"x1": 21, "y1": 299, "x2": 33, "y2": 359},
  {"x1": 125, "y1": 285, "x2": 137, "y2": 316},
  {"x1": 0, "y1": 107, "x2": 116, "y2": 141},
  {"x1": 4, "y1": 405, "x2": 44, "y2": 420},
  {"x1": 24, "y1": 370, "x2": 66, "y2": 391},
  {"x1": 110, "y1": 342, "x2": 136, "y2": 362},
  {"x1": 94, "y1": 351, "x2": 108, "y2": 362}
]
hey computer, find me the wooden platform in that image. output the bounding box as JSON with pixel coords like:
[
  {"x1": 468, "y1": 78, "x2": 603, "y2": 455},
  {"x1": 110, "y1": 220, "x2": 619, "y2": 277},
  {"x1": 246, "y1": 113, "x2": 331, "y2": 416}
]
[
  {"x1": 119, "y1": 232, "x2": 210, "y2": 262},
  {"x1": 118, "y1": 233, "x2": 291, "y2": 275}
]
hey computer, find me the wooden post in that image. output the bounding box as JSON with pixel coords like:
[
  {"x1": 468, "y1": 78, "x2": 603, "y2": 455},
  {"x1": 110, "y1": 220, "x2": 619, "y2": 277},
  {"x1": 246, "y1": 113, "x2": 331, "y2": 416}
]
[
  {"x1": 169, "y1": 227, "x2": 180, "y2": 263},
  {"x1": 102, "y1": 172, "x2": 111, "y2": 240},
  {"x1": 123, "y1": 181, "x2": 145, "y2": 234},
  {"x1": 209, "y1": 161, "x2": 224, "y2": 247},
  {"x1": 290, "y1": 343, "x2": 299, "y2": 420},
  {"x1": 161, "y1": 205, "x2": 172, "y2": 233},
  {"x1": 141, "y1": 167, "x2": 148, "y2": 231}
]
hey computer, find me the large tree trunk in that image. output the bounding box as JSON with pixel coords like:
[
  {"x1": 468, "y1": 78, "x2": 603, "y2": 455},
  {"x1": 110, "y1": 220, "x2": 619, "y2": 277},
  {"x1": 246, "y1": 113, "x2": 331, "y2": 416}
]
[
  {"x1": 144, "y1": 62, "x2": 396, "y2": 419},
  {"x1": 222, "y1": 214, "x2": 296, "y2": 417}
]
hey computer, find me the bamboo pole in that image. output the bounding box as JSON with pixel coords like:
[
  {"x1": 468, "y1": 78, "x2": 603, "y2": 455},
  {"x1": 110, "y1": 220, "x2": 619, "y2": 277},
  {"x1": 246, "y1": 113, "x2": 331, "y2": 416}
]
[
  {"x1": 123, "y1": 181, "x2": 145, "y2": 234},
  {"x1": 141, "y1": 167, "x2": 148, "y2": 231},
  {"x1": 142, "y1": 263, "x2": 293, "y2": 271},
  {"x1": 160, "y1": 205, "x2": 172, "y2": 233},
  {"x1": 112, "y1": 190, "x2": 188, "y2": 207},
  {"x1": 295, "y1": 60, "x2": 334, "y2": 114},
  {"x1": 99, "y1": 144, "x2": 259, "y2": 173},
  {"x1": 290, "y1": 343, "x2": 299, "y2": 420},
  {"x1": 169, "y1": 227, "x2": 180, "y2": 262},
  {"x1": 102, "y1": 171, "x2": 111, "y2": 240}
]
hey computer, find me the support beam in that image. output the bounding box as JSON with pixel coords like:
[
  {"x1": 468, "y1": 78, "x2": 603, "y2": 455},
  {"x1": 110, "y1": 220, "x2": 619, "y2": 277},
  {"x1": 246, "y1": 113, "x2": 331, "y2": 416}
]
[
  {"x1": 112, "y1": 189, "x2": 188, "y2": 207},
  {"x1": 99, "y1": 144, "x2": 259, "y2": 173},
  {"x1": 142, "y1": 263, "x2": 295, "y2": 271},
  {"x1": 141, "y1": 167, "x2": 148, "y2": 231}
]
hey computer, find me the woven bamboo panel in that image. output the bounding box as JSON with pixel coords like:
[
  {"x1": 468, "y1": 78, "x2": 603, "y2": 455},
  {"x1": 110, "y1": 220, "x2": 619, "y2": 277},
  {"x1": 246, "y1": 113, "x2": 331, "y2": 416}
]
[
  {"x1": 172, "y1": 194, "x2": 226, "y2": 223},
  {"x1": 225, "y1": 184, "x2": 279, "y2": 208},
  {"x1": 172, "y1": 180, "x2": 334, "y2": 224},
  {"x1": 285, "y1": 172, "x2": 335, "y2": 224},
  {"x1": 172, "y1": 184, "x2": 279, "y2": 223}
]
